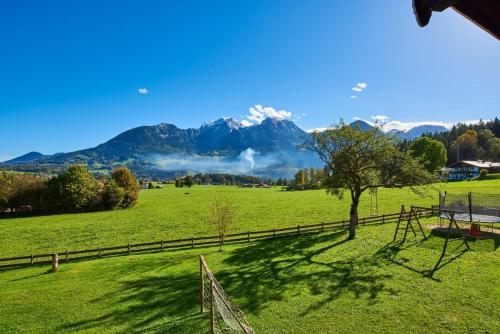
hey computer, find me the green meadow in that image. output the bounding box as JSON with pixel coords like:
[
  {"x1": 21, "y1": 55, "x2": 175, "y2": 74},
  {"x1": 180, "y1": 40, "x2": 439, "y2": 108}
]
[
  {"x1": 1, "y1": 180, "x2": 499, "y2": 258},
  {"x1": 0, "y1": 179, "x2": 499, "y2": 333}
]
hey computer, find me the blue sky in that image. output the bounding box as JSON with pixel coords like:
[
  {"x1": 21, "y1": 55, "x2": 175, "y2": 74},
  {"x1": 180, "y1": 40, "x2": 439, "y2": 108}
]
[{"x1": 1, "y1": 1, "x2": 499, "y2": 161}]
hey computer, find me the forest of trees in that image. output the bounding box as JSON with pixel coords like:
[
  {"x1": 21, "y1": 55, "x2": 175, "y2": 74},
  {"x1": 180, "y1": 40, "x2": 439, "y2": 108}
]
[
  {"x1": 400, "y1": 118, "x2": 500, "y2": 164},
  {"x1": 191, "y1": 173, "x2": 264, "y2": 185},
  {"x1": 285, "y1": 168, "x2": 326, "y2": 190},
  {"x1": 0, "y1": 166, "x2": 139, "y2": 215}
]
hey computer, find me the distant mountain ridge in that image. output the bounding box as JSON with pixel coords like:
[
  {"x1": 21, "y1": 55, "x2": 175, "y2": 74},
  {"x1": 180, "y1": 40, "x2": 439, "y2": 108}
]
[
  {"x1": 1, "y1": 117, "x2": 450, "y2": 177},
  {"x1": 38, "y1": 117, "x2": 309, "y2": 163},
  {"x1": 4, "y1": 152, "x2": 46, "y2": 164},
  {"x1": 349, "y1": 120, "x2": 448, "y2": 139},
  {"x1": 3, "y1": 117, "x2": 317, "y2": 178}
]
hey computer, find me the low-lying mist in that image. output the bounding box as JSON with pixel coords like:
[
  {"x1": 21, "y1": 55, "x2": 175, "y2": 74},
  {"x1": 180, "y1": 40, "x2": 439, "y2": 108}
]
[{"x1": 147, "y1": 148, "x2": 282, "y2": 175}]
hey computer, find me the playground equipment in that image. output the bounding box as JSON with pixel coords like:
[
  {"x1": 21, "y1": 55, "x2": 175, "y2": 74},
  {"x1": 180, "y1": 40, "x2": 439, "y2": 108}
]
[
  {"x1": 396, "y1": 205, "x2": 471, "y2": 275},
  {"x1": 436, "y1": 192, "x2": 500, "y2": 234},
  {"x1": 431, "y1": 207, "x2": 471, "y2": 271},
  {"x1": 369, "y1": 187, "x2": 378, "y2": 216},
  {"x1": 393, "y1": 193, "x2": 499, "y2": 276},
  {"x1": 392, "y1": 205, "x2": 428, "y2": 243}
]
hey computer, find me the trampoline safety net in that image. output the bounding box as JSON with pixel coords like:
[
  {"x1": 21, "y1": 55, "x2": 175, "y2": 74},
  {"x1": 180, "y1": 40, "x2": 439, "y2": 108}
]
[{"x1": 439, "y1": 192, "x2": 500, "y2": 223}]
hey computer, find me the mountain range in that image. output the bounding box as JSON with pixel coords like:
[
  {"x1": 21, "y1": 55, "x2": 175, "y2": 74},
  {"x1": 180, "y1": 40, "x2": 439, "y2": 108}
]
[
  {"x1": 387, "y1": 125, "x2": 449, "y2": 139},
  {"x1": 2, "y1": 118, "x2": 448, "y2": 178}
]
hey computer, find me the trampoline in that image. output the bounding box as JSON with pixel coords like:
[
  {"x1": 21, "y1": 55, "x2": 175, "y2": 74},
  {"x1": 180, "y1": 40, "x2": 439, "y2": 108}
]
[
  {"x1": 439, "y1": 213, "x2": 500, "y2": 224},
  {"x1": 437, "y1": 192, "x2": 500, "y2": 232}
]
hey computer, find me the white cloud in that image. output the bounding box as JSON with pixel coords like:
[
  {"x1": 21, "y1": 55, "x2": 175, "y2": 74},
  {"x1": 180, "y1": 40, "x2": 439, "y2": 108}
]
[
  {"x1": 307, "y1": 127, "x2": 332, "y2": 133},
  {"x1": 460, "y1": 119, "x2": 482, "y2": 126},
  {"x1": 350, "y1": 95, "x2": 357, "y2": 99},
  {"x1": 351, "y1": 82, "x2": 367, "y2": 93},
  {"x1": 244, "y1": 105, "x2": 292, "y2": 125},
  {"x1": 371, "y1": 115, "x2": 390, "y2": 124},
  {"x1": 138, "y1": 88, "x2": 149, "y2": 95},
  {"x1": 240, "y1": 120, "x2": 253, "y2": 127},
  {"x1": 383, "y1": 120, "x2": 453, "y2": 132},
  {"x1": 314, "y1": 116, "x2": 483, "y2": 134},
  {"x1": 354, "y1": 115, "x2": 459, "y2": 133}
]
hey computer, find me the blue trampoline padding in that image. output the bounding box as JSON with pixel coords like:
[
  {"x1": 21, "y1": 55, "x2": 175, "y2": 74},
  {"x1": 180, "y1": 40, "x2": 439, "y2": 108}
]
[{"x1": 440, "y1": 213, "x2": 500, "y2": 223}]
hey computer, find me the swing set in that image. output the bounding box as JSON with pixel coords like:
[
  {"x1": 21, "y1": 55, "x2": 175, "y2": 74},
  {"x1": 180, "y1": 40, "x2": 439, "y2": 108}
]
[{"x1": 392, "y1": 205, "x2": 472, "y2": 274}]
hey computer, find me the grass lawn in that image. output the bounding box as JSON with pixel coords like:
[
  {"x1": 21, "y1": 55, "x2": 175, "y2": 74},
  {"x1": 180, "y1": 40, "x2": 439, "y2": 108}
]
[
  {"x1": 1, "y1": 180, "x2": 499, "y2": 258},
  {"x1": 0, "y1": 179, "x2": 498, "y2": 333},
  {"x1": 0, "y1": 222, "x2": 498, "y2": 333}
]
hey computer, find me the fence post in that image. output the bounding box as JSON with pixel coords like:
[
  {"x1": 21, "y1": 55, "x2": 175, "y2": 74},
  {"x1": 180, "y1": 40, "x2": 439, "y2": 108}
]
[
  {"x1": 192, "y1": 237, "x2": 195, "y2": 248},
  {"x1": 65, "y1": 250, "x2": 69, "y2": 262},
  {"x1": 210, "y1": 282, "x2": 216, "y2": 333},
  {"x1": 127, "y1": 244, "x2": 131, "y2": 254},
  {"x1": 160, "y1": 240, "x2": 164, "y2": 251},
  {"x1": 247, "y1": 231, "x2": 250, "y2": 242},
  {"x1": 297, "y1": 225, "x2": 300, "y2": 235},
  {"x1": 30, "y1": 254, "x2": 34, "y2": 265},
  {"x1": 321, "y1": 222, "x2": 324, "y2": 232},
  {"x1": 51, "y1": 253, "x2": 59, "y2": 272},
  {"x1": 200, "y1": 256, "x2": 204, "y2": 313},
  {"x1": 98, "y1": 247, "x2": 102, "y2": 258},
  {"x1": 382, "y1": 214, "x2": 385, "y2": 224}
]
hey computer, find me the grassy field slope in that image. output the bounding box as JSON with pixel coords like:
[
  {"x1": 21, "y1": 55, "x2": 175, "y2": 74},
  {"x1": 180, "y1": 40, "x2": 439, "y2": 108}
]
[
  {"x1": 0, "y1": 223, "x2": 498, "y2": 333},
  {"x1": 1, "y1": 180, "x2": 499, "y2": 257}
]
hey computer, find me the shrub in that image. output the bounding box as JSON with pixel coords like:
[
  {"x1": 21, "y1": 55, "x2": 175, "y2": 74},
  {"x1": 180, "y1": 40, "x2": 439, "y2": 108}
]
[
  {"x1": 175, "y1": 178, "x2": 184, "y2": 188},
  {"x1": 111, "y1": 167, "x2": 140, "y2": 208},
  {"x1": 45, "y1": 165, "x2": 100, "y2": 212},
  {"x1": 1, "y1": 166, "x2": 140, "y2": 215},
  {"x1": 184, "y1": 175, "x2": 194, "y2": 187},
  {"x1": 0, "y1": 173, "x2": 47, "y2": 212},
  {"x1": 0, "y1": 172, "x2": 15, "y2": 212},
  {"x1": 479, "y1": 169, "x2": 488, "y2": 178},
  {"x1": 103, "y1": 179, "x2": 125, "y2": 209}
]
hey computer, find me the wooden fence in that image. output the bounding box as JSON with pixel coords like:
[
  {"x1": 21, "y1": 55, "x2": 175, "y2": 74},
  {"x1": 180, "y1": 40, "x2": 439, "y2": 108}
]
[{"x1": 0, "y1": 208, "x2": 432, "y2": 269}]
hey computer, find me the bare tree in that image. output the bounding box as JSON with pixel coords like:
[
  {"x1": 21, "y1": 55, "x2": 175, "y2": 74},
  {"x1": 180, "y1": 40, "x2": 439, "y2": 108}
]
[{"x1": 206, "y1": 194, "x2": 236, "y2": 251}]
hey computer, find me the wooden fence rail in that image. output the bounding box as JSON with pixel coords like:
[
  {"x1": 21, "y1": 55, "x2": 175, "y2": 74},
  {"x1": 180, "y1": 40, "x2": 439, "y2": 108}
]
[{"x1": 0, "y1": 209, "x2": 432, "y2": 269}]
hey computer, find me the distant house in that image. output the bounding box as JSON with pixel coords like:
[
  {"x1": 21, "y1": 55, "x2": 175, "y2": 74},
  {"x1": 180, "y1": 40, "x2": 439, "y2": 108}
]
[{"x1": 441, "y1": 160, "x2": 500, "y2": 180}]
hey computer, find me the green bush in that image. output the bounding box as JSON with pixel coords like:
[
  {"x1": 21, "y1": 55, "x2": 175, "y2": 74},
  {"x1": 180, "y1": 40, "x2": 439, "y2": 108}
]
[
  {"x1": 43, "y1": 165, "x2": 100, "y2": 212},
  {"x1": 184, "y1": 175, "x2": 194, "y2": 187},
  {"x1": 479, "y1": 169, "x2": 488, "y2": 178},
  {"x1": 103, "y1": 179, "x2": 125, "y2": 209},
  {"x1": 111, "y1": 167, "x2": 140, "y2": 208},
  {"x1": 0, "y1": 172, "x2": 47, "y2": 212},
  {"x1": 175, "y1": 178, "x2": 184, "y2": 188},
  {"x1": 1, "y1": 166, "x2": 140, "y2": 215}
]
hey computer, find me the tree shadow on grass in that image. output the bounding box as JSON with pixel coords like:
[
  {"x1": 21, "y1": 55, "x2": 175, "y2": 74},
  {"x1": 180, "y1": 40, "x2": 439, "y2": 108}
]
[
  {"x1": 59, "y1": 265, "x2": 208, "y2": 334},
  {"x1": 374, "y1": 233, "x2": 469, "y2": 281},
  {"x1": 214, "y1": 230, "x2": 398, "y2": 316}
]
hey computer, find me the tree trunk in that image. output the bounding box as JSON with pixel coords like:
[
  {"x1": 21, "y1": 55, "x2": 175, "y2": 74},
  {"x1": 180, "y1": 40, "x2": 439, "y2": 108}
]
[{"x1": 349, "y1": 194, "x2": 360, "y2": 239}]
